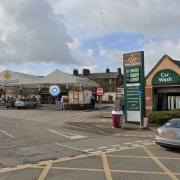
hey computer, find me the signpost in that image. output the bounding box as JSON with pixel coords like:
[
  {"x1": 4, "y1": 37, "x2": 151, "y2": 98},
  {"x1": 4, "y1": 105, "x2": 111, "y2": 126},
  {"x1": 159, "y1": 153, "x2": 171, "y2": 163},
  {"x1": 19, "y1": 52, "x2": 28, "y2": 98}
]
[
  {"x1": 97, "y1": 87, "x2": 103, "y2": 96},
  {"x1": 123, "y1": 51, "x2": 145, "y2": 125},
  {"x1": 49, "y1": 85, "x2": 61, "y2": 110},
  {"x1": 97, "y1": 87, "x2": 103, "y2": 117}
]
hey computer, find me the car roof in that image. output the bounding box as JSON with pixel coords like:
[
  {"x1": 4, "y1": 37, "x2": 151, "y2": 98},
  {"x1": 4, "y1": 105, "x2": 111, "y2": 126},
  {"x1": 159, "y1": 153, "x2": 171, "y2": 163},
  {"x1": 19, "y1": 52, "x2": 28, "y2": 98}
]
[{"x1": 169, "y1": 118, "x2": 180, "y2": 121}]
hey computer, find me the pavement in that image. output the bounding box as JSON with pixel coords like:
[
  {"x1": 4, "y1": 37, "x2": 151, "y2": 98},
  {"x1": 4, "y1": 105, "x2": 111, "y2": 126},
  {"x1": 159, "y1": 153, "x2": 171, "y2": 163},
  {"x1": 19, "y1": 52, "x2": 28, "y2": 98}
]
[{"x1": 0, "y1": 104, "x2": 179, "y2": 180}]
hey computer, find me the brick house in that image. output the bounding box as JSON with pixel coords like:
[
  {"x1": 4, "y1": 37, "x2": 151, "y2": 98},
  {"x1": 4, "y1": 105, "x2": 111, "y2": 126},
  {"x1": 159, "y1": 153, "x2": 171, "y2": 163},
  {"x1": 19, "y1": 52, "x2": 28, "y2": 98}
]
[{"x1": 73, "y1": 68, "x2": 124, "y2": 102}]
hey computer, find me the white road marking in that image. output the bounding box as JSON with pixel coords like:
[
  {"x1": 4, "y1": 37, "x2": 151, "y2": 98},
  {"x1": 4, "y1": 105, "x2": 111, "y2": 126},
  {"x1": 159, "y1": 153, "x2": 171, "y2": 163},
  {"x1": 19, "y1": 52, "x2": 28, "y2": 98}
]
[
  {"x1": 47, "y1": 129, "x2": 86, "y2": 140},
  {"x1": 107, "y1": 148, "x2": 116, "y2": 151},
  {"x1": 112, "y1": 145, "x2": 120, "y2": 147},
  {"x1": 83, "y1": 149, "x2": 95, "y2": 152},
  {"x1": 0, "y1": 129, "x2": 15, "y2": 139},
  {"x1": 55, "y1": 143, "x2": 87, "y2": 153},
  {"x1": 54, "y1": 140, "x2": 154, "y2": 154},
  {"x1": 144, "y1": 139, "x2": 152, "y2": 141},
  {"x1": 131, "y1": 144, "x2": 140, "y2": 147},
  {"x1": 98, "y1": 146, "x2": 108, "y2": 150}
]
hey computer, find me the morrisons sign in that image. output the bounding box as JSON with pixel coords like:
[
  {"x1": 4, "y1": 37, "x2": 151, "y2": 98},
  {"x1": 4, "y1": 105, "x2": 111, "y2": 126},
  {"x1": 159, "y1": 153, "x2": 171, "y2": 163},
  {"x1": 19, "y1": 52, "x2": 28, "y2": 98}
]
[{"x1": 152, "y1": 69, "x2": 180, "y2": 85}]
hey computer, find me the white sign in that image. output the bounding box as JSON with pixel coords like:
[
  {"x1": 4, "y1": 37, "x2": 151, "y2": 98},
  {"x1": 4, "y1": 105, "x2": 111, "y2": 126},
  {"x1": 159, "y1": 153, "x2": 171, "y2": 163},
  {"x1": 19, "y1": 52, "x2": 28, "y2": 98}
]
[
  {"x1": 49, "y1": 85, "x2": 60, "y2": 96},
  {"x1": 143, "y1": 117, "x2": 148, "y2": 128}
]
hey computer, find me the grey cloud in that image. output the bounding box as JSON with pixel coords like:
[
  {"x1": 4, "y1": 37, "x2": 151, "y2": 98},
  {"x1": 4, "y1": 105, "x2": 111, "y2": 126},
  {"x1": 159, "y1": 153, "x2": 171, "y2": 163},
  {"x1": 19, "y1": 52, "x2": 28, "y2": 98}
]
[
  {"x1": 0, "y1": 0, "x2": 79, "y2": 65},
  {"x1": 55, "y1": 0, "x2": 180, "y2": 40}
]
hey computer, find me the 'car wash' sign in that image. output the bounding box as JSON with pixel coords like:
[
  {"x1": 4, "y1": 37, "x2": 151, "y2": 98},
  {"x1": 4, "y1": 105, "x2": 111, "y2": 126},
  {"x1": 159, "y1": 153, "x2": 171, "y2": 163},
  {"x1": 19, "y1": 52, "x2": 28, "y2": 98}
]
[
  {"x1": 123, "y1": 51, "x2": 145, "y2": 125},
  {"x1": 152, "y1": 69, "x2": 180, "y2": 85}
]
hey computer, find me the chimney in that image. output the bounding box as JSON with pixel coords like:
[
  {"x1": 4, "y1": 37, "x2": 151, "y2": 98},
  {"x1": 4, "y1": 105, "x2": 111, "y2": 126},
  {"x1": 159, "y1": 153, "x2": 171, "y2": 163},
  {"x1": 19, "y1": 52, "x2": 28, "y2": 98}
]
[
  {"x1": 117, "y1": 68, "x2": 121, "y2": 74},
  {"x1": 106, "y1": 68, "x2": 110, "y2": 73},
  {"x1": 82, "y1": 69, "x2": 90, "y2": 76},
  {"x1": 73, "y1": 69, "x2": 79, "y2": 76}
]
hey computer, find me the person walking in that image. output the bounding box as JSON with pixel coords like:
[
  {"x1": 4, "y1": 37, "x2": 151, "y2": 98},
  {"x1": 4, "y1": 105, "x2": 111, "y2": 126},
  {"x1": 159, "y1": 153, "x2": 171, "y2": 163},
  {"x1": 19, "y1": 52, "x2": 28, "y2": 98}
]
[{"x1": 91, "y1": 95, "x2": 96, "y2": 110}]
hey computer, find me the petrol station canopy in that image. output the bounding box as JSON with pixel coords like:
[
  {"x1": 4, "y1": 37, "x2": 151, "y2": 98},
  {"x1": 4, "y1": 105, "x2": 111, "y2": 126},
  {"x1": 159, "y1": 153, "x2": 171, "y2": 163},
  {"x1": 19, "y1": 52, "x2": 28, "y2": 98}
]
[
  {"x1": 40, "y1": 70, "x2": 99, "y2": 87},
  {"x1": 0, "y1": 69, "x2": 99, "y2": 88}
]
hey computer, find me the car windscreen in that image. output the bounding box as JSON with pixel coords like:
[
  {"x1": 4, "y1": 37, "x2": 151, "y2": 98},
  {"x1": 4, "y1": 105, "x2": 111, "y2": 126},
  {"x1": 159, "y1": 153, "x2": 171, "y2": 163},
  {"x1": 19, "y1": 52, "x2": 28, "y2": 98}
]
[{"x1": 165, "y1": 120, "x2": 180, "y2": 128}]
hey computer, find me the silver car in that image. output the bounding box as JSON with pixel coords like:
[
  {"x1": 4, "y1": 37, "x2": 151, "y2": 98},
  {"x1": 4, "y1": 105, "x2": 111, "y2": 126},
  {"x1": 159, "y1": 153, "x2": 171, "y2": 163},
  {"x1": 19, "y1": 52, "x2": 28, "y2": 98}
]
[
  {"x1": 155, "y1": 118, "x2": 180, "y2": 148},
  {"x1": 15, "y1": 99, "x2": 37, "y2": 109}
]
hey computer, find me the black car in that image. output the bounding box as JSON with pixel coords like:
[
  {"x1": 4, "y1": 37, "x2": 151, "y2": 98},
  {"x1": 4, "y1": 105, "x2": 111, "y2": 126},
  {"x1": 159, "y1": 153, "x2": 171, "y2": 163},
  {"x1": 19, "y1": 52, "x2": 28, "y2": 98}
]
[{"x1": 5, "y1": 100, "x2": 16, "y2": 108}]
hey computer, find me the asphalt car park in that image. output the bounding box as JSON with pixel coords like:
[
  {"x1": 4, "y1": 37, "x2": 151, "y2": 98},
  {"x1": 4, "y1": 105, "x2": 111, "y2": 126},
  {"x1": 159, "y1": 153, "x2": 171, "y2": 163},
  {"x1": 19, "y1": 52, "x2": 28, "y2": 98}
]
[
  {"x1": 0, "y1": 142, "x2": 179, "y2": 180},
  {"x1": 0, "y1": 106, "x2": 179, "y2": 180}
]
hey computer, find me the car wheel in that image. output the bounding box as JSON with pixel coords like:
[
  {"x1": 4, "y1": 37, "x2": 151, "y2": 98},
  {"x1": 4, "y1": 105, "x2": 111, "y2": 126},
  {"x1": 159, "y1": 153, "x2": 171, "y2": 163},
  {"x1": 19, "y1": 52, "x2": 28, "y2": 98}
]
[{"x1": 160, "y1": 144, "x2": 167, "y2": 148}]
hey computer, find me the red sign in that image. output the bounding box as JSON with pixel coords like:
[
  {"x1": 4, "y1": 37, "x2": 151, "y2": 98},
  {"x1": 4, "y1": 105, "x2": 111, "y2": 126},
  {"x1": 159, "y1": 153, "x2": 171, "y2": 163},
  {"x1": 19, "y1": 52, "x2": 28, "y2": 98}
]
[{"x1": 97, "y1": 87, "x2": 103, "y2": 96}]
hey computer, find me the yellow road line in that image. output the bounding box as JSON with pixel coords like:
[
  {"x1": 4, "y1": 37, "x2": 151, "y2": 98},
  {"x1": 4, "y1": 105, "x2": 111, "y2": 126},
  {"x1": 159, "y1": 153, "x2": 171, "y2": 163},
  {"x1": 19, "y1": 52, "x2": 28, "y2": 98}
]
[
  {"x1": 105, "y1": 142, "x2": 154, "y2": 154},
  {"x1": 0, "y1": 142, "x2": 154, "y2": 175},
  {"x1": 111, "y1": 169, "x2": 180, "y2": 175},
  {"x1": 101, "y1": 152, "x2": 112, "y2": 180},
  {"x1": 50, "y1": 167, "x2": 180, "y2": 176},
  {"x1": 143, "y1": 147, "x2": 178, "y2": 180},
  {"x1": 52, "y1": 153, "x2": 100, "y2": 164},
  {"x1": 38, "y1": 161, "x2": 53, "y2": 180},
  {"x1": 51, "y1": 167, "x2": 104, "y2": 172},
  {"x1": 0, "y1": 164, "x2": 33, "y2": 174},
  {"x1": 107, "y1": 155, "x2": 180, "y2": 160}
]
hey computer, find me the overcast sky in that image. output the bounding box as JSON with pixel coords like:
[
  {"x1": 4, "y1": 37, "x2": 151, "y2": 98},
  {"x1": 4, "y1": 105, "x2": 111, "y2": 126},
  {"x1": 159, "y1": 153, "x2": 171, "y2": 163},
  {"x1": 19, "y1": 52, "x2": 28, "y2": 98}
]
[{"x1": 0, "y1": 0, "x2": 180, "y2": 75}]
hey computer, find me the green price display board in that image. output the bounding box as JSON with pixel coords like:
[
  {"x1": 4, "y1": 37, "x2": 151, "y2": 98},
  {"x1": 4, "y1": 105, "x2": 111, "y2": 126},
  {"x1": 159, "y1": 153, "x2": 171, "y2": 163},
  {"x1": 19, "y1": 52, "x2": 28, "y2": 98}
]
[
  {"x1": 123, "y1": 51, "x2": 145, "y2": 125},
  {"x1": 126, "y1": 86, "x2": 140, "y2": 111},
  {"x1": 125, "y1": 67, "x2": 140, "y2": 83}
]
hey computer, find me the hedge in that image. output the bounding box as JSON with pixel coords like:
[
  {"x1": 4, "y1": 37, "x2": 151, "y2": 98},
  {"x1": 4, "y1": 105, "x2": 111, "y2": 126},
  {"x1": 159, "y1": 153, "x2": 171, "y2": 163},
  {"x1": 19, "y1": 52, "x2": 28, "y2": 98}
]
[{"x1": 147, "y1": 110, "x2": 180, "y2": 125}]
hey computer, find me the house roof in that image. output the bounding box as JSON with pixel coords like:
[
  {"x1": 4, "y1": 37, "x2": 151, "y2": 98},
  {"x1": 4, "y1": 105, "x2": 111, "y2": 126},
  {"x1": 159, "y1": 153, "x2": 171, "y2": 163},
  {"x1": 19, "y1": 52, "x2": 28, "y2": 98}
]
[
  {"x1": 146, "y1": 55, "x2": 180, "y2": 79},
  {"x1": 79, "y1": 72, "x2": 120, "y2": 79},
  {"x1": 173, "y1": 60, "x2": 180, "y2": 67}
]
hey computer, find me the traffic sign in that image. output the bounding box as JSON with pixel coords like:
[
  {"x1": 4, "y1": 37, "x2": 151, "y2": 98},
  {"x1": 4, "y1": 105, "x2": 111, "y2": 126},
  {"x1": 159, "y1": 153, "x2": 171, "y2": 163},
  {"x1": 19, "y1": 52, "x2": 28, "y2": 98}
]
[
  {"x1": 135, "y1": 90, "x2": 142, "y2": 96},
  {"x1": 97, "y1": 87, "x2": 103, "y2": 96},
  {"x1": 49, "y1": 85, "x2": 60, "y2": 96}
]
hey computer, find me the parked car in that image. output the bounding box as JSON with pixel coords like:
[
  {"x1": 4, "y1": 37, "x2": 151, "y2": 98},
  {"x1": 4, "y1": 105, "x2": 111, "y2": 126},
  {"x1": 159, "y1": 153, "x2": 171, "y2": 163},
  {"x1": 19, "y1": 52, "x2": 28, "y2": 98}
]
[
  {"x1": 5, "y1": 100, "x2": 15, "y2": 108},
  {"x1": 15, "y1": 98, "x2": 37, "y2": 109},
  {"x1": 0, "y1": 100, "x2": 5, "y2": 106},
  {"x1": 155, "y1": 118, "x2": 180, "y2": 148}
]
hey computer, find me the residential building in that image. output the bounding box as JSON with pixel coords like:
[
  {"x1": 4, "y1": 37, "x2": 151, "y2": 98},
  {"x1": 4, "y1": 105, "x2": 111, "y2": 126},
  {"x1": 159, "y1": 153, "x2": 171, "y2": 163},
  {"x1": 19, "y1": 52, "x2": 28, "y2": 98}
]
[{"x1": 73, "y1": 68, "x2": 124, "y2": 102}]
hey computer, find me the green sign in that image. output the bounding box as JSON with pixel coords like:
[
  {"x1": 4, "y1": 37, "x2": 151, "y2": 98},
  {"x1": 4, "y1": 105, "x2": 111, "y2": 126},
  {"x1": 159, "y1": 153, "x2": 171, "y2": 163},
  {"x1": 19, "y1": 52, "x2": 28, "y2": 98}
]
[
  {"x1": 126, "y1": 86, "x2": 140, "y2": 111},
  {"x1": 125, "y1": 67, "x2": 140, "y2": 83},
  {"x1": 123, "y1": 51, "x2": 145, "y2": 125},
  {"x1": 152, "y1": 69, "x2": 180, "y2": 85}
]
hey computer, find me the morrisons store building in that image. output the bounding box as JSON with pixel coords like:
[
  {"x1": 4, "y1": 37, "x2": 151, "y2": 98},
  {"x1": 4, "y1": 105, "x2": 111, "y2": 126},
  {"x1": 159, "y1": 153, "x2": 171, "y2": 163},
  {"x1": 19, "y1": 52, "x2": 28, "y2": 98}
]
[
  {"x1": 0, "y1": 69, "x2": 98, "y2": 104},
  {"x1": 146, "y1": 55, "x2": 180, "y2": 112}
]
